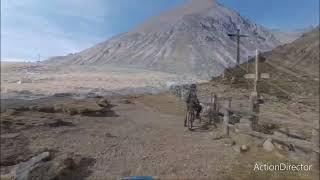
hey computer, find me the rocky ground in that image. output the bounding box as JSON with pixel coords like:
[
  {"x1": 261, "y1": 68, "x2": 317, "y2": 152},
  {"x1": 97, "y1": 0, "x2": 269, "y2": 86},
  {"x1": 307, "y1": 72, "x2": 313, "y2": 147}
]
[
  {"x1": 1, "y1": 79, "x2": 319, "y2": 179},
  {"x1": 1, "y1": 57, "x2": 319, "y2": 179}
]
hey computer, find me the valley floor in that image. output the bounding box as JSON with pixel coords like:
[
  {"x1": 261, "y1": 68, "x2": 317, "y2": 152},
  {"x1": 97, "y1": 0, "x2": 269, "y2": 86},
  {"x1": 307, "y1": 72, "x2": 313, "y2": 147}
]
[
  {"x1": 0, "y1": 62, "x2": 319, "y2": 179},
  {"x1": 1, "y1": 87, "x2": 319, "y2": 179}
]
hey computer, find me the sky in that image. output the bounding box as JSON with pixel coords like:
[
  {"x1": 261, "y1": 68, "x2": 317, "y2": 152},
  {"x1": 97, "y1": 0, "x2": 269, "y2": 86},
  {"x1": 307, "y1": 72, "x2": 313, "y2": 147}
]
[{"x1": 1, "y1": 0, "x2": 319, "y2": 62}]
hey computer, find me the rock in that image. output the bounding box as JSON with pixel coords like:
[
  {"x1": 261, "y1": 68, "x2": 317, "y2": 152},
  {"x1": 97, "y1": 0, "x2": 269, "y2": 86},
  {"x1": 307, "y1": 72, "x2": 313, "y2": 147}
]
[
  {"x1": 28, "y1": 153, "x2": 84, "y2": 180},
  {"x1": 1, "y1": 133, "x2": 21, "y2": 139},
  {"x1": 263, "y1": 138, "x2": 275, "y2": 152},
  {"x1": 29, "y1": 106, "x2": 41, "y2": 111},
  {"x1": 232, "y1": 145, "x2": 241, "y2": 153},
  {"x1": 240, "y1": 145, "x2": 249, "y2": 152},
  {"x1": 122, "y1": 99, "x2": 134, "y2": 104},
  {"x1": 230, "y1": 113, "x2": 241, "y2": 124},
  {"x1": 78, "y1": 108, "x2": 91, "y2": 115},
  {"x1": 66, "y1": 108, "x2": 78, "y2": 116},
  {"x1": 273, "y1": 131, "x2": 287, "y2": 138},
  {"x1": 53, "y1": 93, "x2": 74, "y2": 97},
  {"x1": 97, "y1": 98, "x2": 111, "y2": 108},
  {"x1": 259, "y1": 123, "x2": 278, "y2": 134},
  {"x1": 53, "y1": 104, "x2": 64, "y2": 112},
  {"x1": 105, "y1": 133, "x2": 116, "y2": 138},
  {"x1": 28, "y1": 105, "x2": 57, "y2": 113},
  {"x1": 8, "y1": 152, "x2": 51, "y2": 180},
  {"x1": 38, "y1": 106, "x2": 56, "y2": 113},
  {"x1": 46, "y1": 119, "x2": 74, "y2": 128},
  {"x1": 270, "y1": 96, "x2": 280, "y2": 102},
  {"x1": 5, "y1": 109, "x2": 19, "y2": 116},
  {"x1": 223, "y1": 138, "x2": 236, "y2": 146},
  {"x1": 13, "y1": 106, "x2": 29, "y2": 112},
  {"x1": 275, "y1": 143, "x2": 288, "y2": 151}
]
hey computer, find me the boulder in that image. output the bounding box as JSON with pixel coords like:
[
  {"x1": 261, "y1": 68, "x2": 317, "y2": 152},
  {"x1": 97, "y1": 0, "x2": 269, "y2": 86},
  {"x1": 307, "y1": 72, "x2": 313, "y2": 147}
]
[
  {"x1": 4, "y1": 109, "x2": 19, "y2": 116},
  {"x1": 263, "y1": 138, "x2": 275, "y2": 152},
  {"x1": 240, "y1": 145, "x2": 249, "y2": 152},
  {"x1": 97, "y1": 98, "x2": 111, "y2": 108},
  {"x1": 38, "y1": 106, "x2": 56, "y2": 113},
  {"x1": 232, "y1": 144, "x2": 249, "y2": 153},
  {"x1": 223, "y1": 138, "x2": 236, "y2": 146},
  {"x1": 28, "y1": 153, "x2": 92, "y2": 180},
  {"x1": 29, "y1": 106, "x2": 41, "y2": 111},
  {"x1": 1, "y1": 152, "x2": 51, "y2": 180}
]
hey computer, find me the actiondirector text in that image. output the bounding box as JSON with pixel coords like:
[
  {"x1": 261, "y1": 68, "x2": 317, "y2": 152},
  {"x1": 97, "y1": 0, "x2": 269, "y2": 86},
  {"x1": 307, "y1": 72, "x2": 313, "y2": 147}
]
[{"x1": 254, "y1": 163, "x2": 312, "y2": 171}]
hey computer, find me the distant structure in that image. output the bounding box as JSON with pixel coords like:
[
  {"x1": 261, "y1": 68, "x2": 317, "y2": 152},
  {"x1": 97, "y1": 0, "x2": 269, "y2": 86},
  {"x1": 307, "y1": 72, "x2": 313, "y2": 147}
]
[
  {"x1": 37, "y1": 54, "x2": 41, "y2": 63},
  {"x1": 244, "y1": 50, "x2": 270, "y2": 131},
  {"x1": 227, "y1": 29, "x2": 249, "y2": 65}
]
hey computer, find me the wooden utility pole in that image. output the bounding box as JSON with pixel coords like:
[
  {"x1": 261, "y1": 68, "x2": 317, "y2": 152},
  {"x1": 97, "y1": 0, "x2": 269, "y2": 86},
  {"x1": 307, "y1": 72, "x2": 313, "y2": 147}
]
[
  {"x1": 244, "y1": 50, "x2": 270, "y2": 95},
  {"x1": 254, "y1": 50, "x2": 259, "y2": 93},
  {"x1": 228, "y1": 29, "x2": 248, "y2": 65},
  {"x1": 244, "y1": 50, "x2": 269, "y2": 131}
]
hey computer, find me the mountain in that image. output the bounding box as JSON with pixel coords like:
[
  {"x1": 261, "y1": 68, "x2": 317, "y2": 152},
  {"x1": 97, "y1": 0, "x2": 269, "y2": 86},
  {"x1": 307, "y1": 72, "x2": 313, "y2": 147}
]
[
  {"x1": 269, "y1": 30, "x2": 303, "y2": 44},
  {"x1": 269, "y1": 26, "x2": 316, "y2": 44},
  {"x1": 46, "y1": 0, "x2": 281, "y2": 79},
  {"x1": 219, "y1": 27, "x2": 319, "y2": 98}
]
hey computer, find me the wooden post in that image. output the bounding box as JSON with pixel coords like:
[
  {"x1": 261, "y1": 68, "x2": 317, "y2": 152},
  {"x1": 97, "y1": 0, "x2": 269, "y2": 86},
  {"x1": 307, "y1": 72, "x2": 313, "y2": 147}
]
[
  {"x1": 223, "y1": 98, "x2": 231, "y2": 136},
  {"x1": 212, "y1": 94, "x2": 218, "y2": 113},
  {"x1": 243, "y1": 50, "x2": 269, "y2": 132},
  {"x1": 209, "y1": 93, "x2": 214, "y2": 124},
  {"x1": 254, "y1": 49, "x2": 259, "y2": 94},
  {"x1": 312, "y1": 118, "x2": 320, "y2": 151},
  {"x1": 249, "y1": 92, "x2": 259, "y2": 131},
  {"x1": 209, "y1": 93, "x2": 218, "y2": 125},
  {"x1": 236, "y1": 29, "x2": 240, "y2": 64}
]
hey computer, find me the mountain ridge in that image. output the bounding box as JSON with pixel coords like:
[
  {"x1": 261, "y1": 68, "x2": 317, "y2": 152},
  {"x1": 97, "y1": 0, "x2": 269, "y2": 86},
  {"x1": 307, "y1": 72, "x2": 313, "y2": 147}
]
[
  {"x1": 46, "y1": 0, "x2": 281, "y2": 79},
  {"x1": 218, "y1": 27, "x2": 319, "y2": 98}
]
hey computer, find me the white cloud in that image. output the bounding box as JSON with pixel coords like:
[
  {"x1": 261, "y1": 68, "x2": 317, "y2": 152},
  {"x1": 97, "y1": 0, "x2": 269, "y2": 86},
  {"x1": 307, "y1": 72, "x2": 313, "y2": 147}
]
[
  {"x1": 1, "y1": 0, "x2": 114, "y2": 61},
  {"x1": 0, "y1": 0, "x2": 186, "y2": 61}
]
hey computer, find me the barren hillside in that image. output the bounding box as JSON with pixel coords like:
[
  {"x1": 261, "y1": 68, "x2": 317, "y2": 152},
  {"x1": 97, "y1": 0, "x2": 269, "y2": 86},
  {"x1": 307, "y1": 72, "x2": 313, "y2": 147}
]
[
  {"x1": 217, "y1": 27, "x2": 319, "y2": 100},
  {"x1": 46, "y1": 0, "x2": 280, "y2": 79}
]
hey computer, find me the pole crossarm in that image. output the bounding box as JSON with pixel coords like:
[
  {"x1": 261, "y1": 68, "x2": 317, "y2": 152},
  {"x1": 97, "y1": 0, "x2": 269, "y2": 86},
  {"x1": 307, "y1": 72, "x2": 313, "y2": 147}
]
[
  {"x1": 227, "y1": 34, "x2": 249, "y2": 37},
  {"x1": 227, "y1": 29, "x2": 249, "y2": 64},
  {"x1": 244, "y1": 50, "x2": 270, "y2": 94}
]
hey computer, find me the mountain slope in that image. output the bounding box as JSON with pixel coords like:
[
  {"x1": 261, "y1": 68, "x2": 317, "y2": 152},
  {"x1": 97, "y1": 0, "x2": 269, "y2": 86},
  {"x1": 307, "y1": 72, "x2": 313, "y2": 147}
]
[
  {"x1": 270, "y1": 30, "x2": 303, "y2": 44},
  {"x1": 219, "y1": 27, "x2": 319, "y2": 99},
  {"x1": 269, "y1": 26, "x2": 316, "y2": 44},
  {"x1": 46, "y1": 0, "x2": 281, "y2": 79}
]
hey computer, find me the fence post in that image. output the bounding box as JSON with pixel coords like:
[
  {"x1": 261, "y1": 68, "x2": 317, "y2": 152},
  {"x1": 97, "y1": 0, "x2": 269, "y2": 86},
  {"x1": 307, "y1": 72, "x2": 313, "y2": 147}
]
[
  {"x1": 223, "y1": 98, "x2": 232, "y2": 136},
  {"x1": 209, "y1": 93, "x2": 218, "y2": 125},
  {"x1": 249, "y1": 92, "x2": 259, "y2": 131}
]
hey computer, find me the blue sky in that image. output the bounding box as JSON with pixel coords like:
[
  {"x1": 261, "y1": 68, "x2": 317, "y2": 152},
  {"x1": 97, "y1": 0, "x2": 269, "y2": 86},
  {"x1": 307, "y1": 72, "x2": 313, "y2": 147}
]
[{"x1": 1, "y1": 0, "x2": 319, "y2": 62}]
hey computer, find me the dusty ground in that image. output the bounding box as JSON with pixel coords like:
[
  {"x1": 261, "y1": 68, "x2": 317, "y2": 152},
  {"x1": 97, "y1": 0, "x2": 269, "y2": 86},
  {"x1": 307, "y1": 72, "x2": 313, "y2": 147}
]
[
  {"x1": 1, "y1": 86, "x2": 319, "y2": 179},
  {"x1": 1, "y1": 62, "x2": 319, "y2": 179}
]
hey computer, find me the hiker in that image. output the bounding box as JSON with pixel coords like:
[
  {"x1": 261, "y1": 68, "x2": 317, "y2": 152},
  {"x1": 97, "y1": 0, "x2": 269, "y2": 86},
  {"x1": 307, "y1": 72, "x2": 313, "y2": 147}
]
[{"x1": 184, "y1": 84, "x2": 202, "y2": 127}]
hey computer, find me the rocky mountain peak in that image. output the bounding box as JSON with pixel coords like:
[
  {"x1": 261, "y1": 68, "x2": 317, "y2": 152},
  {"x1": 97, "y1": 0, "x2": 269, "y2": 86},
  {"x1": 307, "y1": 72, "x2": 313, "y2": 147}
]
[{"x1": 47, "y1": 0, "x2": 281, "y2": 79}]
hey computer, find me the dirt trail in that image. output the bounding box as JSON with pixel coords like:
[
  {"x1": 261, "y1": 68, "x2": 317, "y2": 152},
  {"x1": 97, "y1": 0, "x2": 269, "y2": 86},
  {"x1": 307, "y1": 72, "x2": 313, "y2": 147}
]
[
  {"x1": 1, "y1": 92, "x2": 318, "y2": 179},
  {"x1": 29, "y1": 94, "x2": 237, "y2": 179}
]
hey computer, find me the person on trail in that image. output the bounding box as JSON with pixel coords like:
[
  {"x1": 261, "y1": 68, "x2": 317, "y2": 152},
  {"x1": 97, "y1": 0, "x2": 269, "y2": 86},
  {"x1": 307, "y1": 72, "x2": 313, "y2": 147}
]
[{"x1": 184, "y1": 84, "x2": 202, "y2": 127}]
